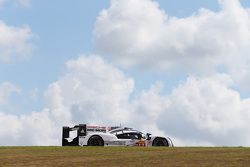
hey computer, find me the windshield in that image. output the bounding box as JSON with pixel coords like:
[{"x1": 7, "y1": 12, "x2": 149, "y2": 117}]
[
  {"x1": 116, "y1": 132, "x2": 146, "y2": 140},
  {"x1": 141, "y1": 133, "x2": 146, "y2": 139}
]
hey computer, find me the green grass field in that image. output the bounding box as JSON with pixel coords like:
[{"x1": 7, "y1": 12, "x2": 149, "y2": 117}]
[{"x1": 0, "y1": 146, "x2": 249, "y2": 167}]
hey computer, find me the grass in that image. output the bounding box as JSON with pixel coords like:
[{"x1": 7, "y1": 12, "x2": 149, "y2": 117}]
[{"x1": 0, "y1": 146, "x2": 249, "y2": 166}]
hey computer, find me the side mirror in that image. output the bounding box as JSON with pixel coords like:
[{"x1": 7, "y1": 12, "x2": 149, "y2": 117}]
[{"x1": 146, "y1": 133, "x2": 151, "y2": 140}]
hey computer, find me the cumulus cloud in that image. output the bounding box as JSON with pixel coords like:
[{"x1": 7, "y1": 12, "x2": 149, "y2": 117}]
[
  {"x1": 0, "y1": 110, "x2": 58, "y2": 146},
  {"x1": 0, "y1": 55, "x2": 134, "y2": 145},
  {"x1": 93, "y1": 0, "x2": 250, "y2": 146},
  {"x1": 0, "y1": 82, "x2": 20, "y2": 105},
  {"x1": 44, "y1": 55, "x2": 134, "y2": 125},
  {"x1": 1, "y1": 0, "x2": 250, "y2": 146},
  {"x1": 158, "y1": 74, "x2": 250, "y2": 146},
  {"x1": 0, "y1": 55, "x2": 250, "y2": 146},
  {"x1": 94, "y1": 0, "x2": 250, "y2": 89},
  {"x1": 0, "y1": 82, "x2": 56, "y2": 146},
  {"x1": 53, "y1": 56, "x2": 250, "y2": 146},
  {"x1": 130, "y1": 81, "x2": 168, "y2": 135},
  {"x1": 41, "y1": 56, "x2": 250, "y2": 146},
  {"x1": 0, "y1": 21, "x2": 35, "y2": 63}
]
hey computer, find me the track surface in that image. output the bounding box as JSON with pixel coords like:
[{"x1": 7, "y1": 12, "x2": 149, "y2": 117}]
[{"x1": 0, "y1": 147, "x2": 249, "y2": 166}]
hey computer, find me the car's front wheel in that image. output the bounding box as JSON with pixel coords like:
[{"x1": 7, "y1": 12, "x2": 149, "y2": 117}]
[
  {"x1": 87, "y1": 135, "x2": 104, "y2": 146},
  {"x1": 152, "y1": 137, "x2": 169, "y2": 146}
]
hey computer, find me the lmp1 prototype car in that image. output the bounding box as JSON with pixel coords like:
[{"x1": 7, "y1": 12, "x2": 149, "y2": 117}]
[{"x1": 62, "y1": 124, "x2": 173, "y2": 147}]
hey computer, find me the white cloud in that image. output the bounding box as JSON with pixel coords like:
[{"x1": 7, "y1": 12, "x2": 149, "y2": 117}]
[
  {"x1": 92, "y1": 0, "x2": 250, "y2": 145},
  {"x1": 94, "y1": 0, "x2": 250, "y2": 90},
  {"x1": 0, "y1": 56, "x2": 250, "y2": 146},
  {"x1": 128, "y1": 73, "x2": 250, "y2": 146},
  {"x1": 130, "y1": 81, "x2": 168, "y2": 134},
  {"x1": 0, "y1": 110, "x2": 58, "y2": 146},
  {"x1": 41, "y1": 56, "x2": 170, "y2": 145},
  {"x1": 0, "y1": 82, "x2": 20, "y2": 105},
  {"x1": 41, "y1": 56, "x2": 250, "y2": 146},
  {"x1": 0, "y1": 112, "x2": 22, "y2": 145},
  {"x1": 0, "y1": 55, "x2": 135, "y2": 145},
  {"x1": 158, "y1": 74, "x2": 250, "y2": 146},
  {"x1": 0, "y1": 82, "x2": 58, "y2": 146},
  {"x1": 45, "y1": 55, "x2": 134, "y2": 125},
  {"x1": 1, "y1": 0, "x2": 250, "y2": 147},
  {"x1": 0, "y1": 21, "x2": 35, "y2": 63}
]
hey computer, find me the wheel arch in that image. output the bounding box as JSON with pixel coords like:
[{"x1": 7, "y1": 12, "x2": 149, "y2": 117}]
[
  {"x1": 152, "y1": 137, "x2": 169, "y2": 147},
  {"x1": 87, "y1": 135, "x2": 104, "y2": 146}
]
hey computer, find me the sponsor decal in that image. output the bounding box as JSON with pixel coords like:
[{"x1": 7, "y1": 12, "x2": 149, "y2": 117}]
[{"x1": 136, "y1": 140, "x2": 146, "y2": 147}]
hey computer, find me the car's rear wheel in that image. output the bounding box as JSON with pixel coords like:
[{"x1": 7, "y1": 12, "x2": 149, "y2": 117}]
[
  {"x1": 152, "y1": 137, "x2": 169, "y2": 146},
  {"x1": 87, "y1": 135, "x2": 104, "y2": 146}
]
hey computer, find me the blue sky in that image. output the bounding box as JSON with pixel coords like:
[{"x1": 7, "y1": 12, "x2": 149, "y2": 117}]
[
  {"x1": 0, "y1": 0, "x2": 221, "y2": 111},
  {"x1": 1, "y1": 0, "x2": 250, "y2": 146},
  {"x1": 0, "y1": 1, "x2": 108, "y2": 87},
  {"x1": 0, "y1": 0, "x2": 218, "y2": 86},
  {"x1": 0, "y1": 1, "x2": 110, "y2": 113}
]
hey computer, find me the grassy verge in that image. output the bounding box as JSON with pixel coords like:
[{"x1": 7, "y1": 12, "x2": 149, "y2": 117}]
[{"x1": 0, "y1": 146, "x2": 249, "y2": 166}]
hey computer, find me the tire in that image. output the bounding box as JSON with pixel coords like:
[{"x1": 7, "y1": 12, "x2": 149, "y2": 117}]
[
  {"x1": 152, "y1": 137, "x2": 169, "y2": 147},
  {"x1": 87, "y1": 135, "x2": 104, "y2": 146}
]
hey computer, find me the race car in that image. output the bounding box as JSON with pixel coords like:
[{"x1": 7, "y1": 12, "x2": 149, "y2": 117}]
[{"x1": 62, "y1": 124, "x2": 174, "y2": 147}]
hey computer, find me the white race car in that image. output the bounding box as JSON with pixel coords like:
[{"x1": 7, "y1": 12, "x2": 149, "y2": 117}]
[{"x1": 62, "y1": 124, "x2": 174, "y2": 147}]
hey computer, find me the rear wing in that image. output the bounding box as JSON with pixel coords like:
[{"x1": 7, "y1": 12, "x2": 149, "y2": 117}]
[
  {"x1": 62, "y1": 124, "x2": 87, "y2": 146},
  {"x1": 62, "y1": 124, "x2": 120, "y2": 146}
]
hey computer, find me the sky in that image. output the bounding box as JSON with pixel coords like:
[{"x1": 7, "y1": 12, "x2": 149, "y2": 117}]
[{"x1": 1, "y1": 0, "x2": 250, "y2": 146}]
